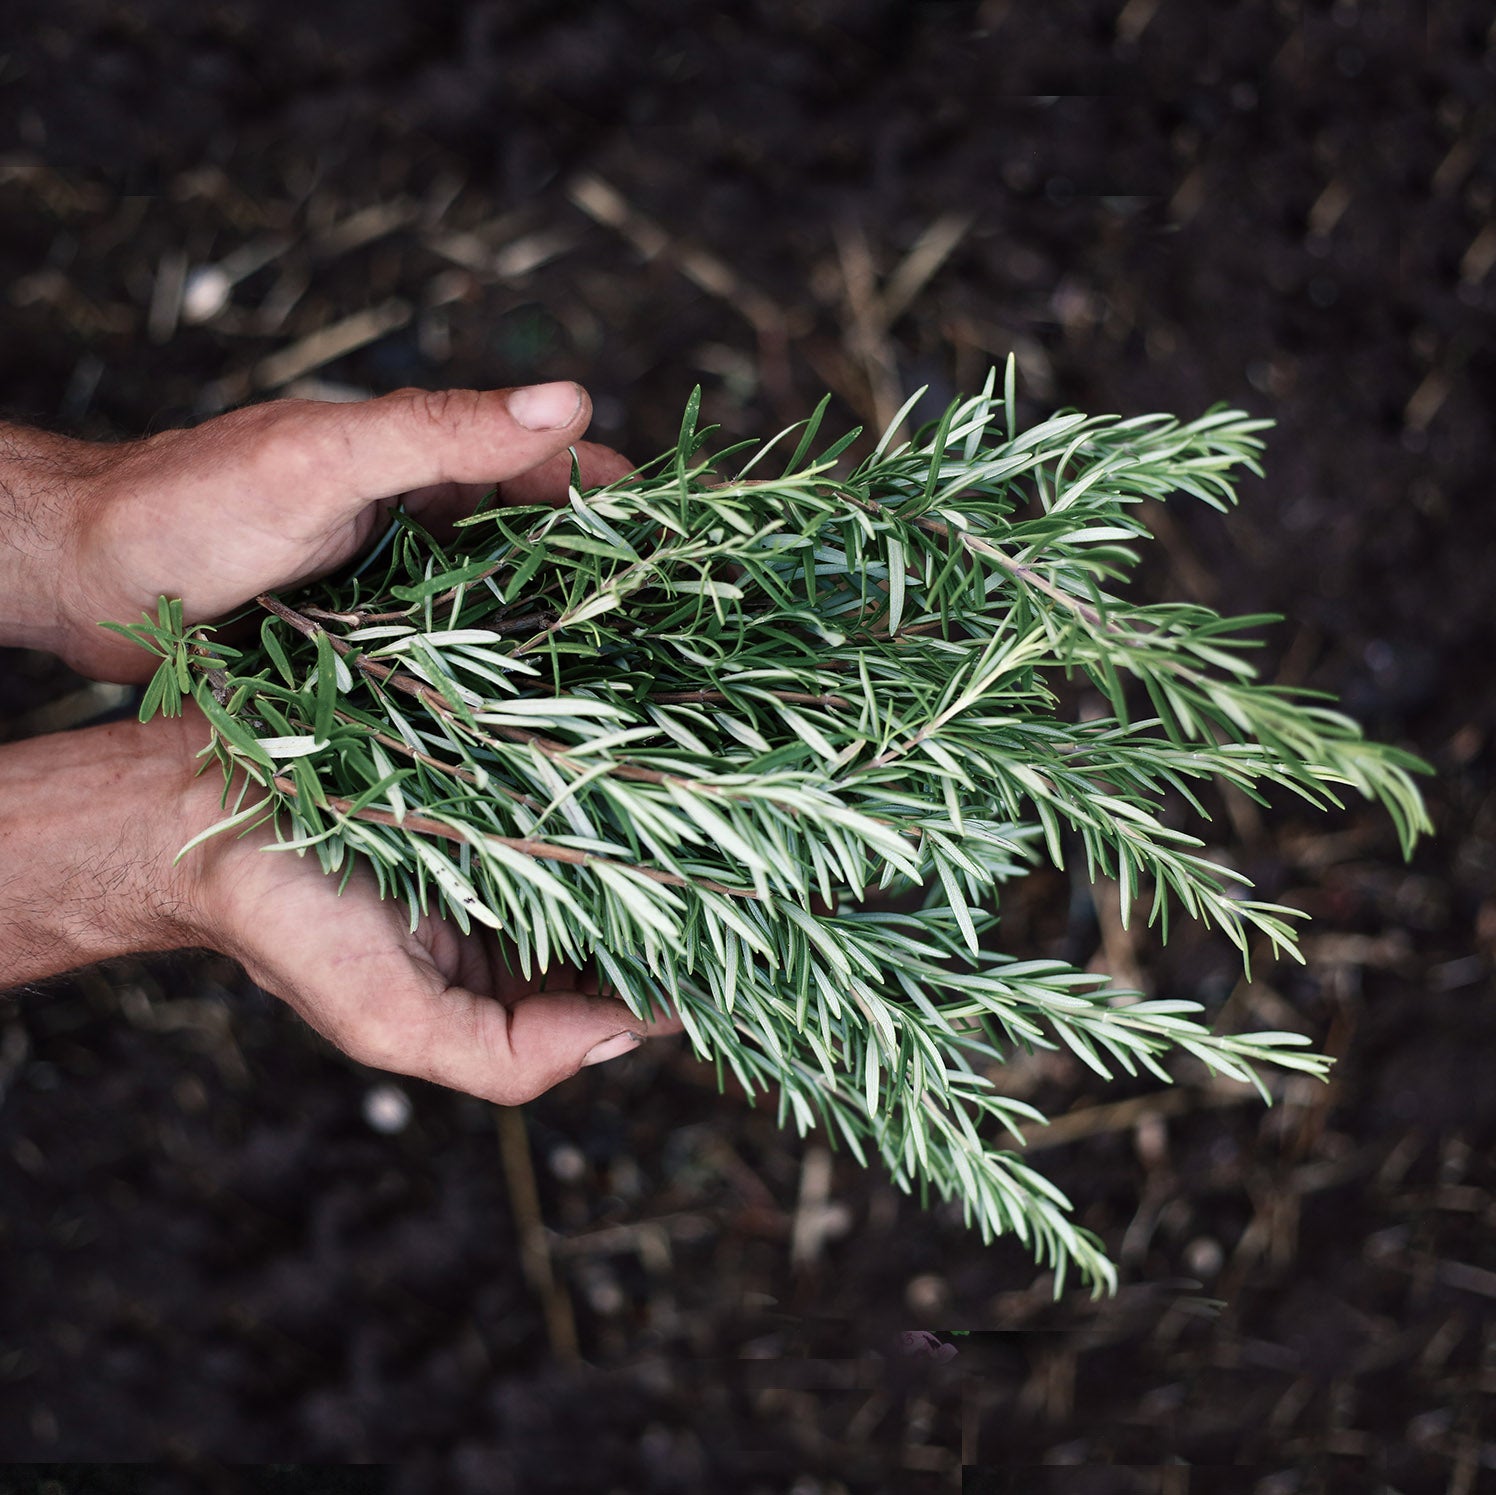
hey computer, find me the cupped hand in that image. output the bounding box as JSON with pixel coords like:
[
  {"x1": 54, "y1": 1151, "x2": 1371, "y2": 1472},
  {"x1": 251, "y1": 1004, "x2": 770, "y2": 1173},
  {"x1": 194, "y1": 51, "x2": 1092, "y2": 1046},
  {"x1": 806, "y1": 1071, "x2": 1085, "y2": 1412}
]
[
  {"x1": 63, "y1": 381, "x2": 636, "y2": 684},
  {"x1": 162, "y1": 710, "x2": 684, "y2": 1103},
  {"x1": 202, "y1": 826, "x2": 681, "y2": 1104}
]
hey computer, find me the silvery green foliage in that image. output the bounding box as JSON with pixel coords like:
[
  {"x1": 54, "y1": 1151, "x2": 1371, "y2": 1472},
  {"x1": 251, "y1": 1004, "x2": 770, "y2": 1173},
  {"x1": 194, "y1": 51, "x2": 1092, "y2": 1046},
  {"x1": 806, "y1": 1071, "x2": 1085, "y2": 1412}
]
[{"x1": 106, "y1": 361, "x2": 1431, "y2": 1296}]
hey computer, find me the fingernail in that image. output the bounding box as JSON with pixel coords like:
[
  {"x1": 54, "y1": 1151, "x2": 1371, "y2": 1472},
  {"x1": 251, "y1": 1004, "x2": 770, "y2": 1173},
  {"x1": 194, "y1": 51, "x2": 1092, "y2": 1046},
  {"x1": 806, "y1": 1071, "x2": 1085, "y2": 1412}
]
[
  {"x1": 581, "y1": 1031, "x2": 643, "y2": 1068},
  {"x1": 509, "y1": 381, "x2": 583, "y2": 430}
]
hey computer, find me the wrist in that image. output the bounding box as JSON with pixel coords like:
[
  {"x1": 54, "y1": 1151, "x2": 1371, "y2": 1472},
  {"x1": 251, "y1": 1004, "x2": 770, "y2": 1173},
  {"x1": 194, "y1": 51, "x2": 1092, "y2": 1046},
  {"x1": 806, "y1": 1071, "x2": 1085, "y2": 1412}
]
[
  {"x1": 0, "y1": 423, "x2": 99, "y2": 661},
  {"x1": 0, "y1": 709, "x2": 229, "y2": 989}
]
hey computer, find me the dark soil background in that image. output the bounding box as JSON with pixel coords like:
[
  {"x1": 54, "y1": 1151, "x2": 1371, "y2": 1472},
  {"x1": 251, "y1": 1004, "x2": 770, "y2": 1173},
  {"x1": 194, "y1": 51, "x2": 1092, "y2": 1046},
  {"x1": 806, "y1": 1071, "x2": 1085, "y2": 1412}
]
[{"x1": 1, "y1": 2, "x2": 1493, "y2": 1491}]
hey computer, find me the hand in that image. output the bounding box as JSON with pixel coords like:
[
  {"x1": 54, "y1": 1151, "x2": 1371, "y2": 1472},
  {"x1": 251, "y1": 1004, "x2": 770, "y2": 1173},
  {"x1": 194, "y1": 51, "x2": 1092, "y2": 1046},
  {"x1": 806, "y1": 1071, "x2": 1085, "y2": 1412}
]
[
  {"x1": 53, "y1": 381, "x2": 634, "y2": 683},
  {"x1": 0, "y1": 706, "x2": 682, "y2": 1104},
  {"x1": 208, "y1": 845, "x2": 675, "y2": 1104},
  {"x1": 162, "y1": 712, "x2": 685, "y2": 1103}
]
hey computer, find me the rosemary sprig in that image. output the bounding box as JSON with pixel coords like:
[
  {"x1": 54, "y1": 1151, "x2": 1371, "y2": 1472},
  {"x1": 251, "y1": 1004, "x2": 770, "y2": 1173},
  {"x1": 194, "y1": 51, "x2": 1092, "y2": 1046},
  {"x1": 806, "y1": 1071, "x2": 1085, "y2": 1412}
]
[{"x1": 102, "y1": 361, "x2": 1432, "y2": 1297}]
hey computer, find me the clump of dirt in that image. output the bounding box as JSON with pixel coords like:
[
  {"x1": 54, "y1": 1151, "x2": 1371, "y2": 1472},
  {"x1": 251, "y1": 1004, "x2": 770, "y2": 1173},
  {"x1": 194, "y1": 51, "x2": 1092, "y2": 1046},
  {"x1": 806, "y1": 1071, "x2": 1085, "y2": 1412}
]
[{"x1": 1, "y1": 3, "x2": 1492, "y2": 1490}]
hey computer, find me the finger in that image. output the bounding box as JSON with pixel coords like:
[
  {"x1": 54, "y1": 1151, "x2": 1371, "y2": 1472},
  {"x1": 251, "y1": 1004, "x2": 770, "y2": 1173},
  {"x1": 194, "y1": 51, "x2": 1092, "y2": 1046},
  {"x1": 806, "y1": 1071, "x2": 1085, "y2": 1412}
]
[
  {"x1": 493, "y1": 440, "x2": 639, "y2": 507},
  {"x1": 214, "y1": 850, "x2": 676, "y2": 1107},
  {"x1": 334, "y1": 914, "x2": 686, "y2": 1104},
  {"x1": 454, "y1": 931, "x2": 687, "y2": 1038},
  {"x1": 285, "y1": 934, "x2": 670, "y2": 1105},
  {"x1": 256, "y1": 382, "x2": 595, "y2": 516},
  {"x1": 399, "y1": 440, "x2": 639, "y2": 543},
  {"x1": 439, "y1": 982, "x2": 653, "y2": 1102},
  {"x1": 368, "y1": 971, "x2": 675, "y2": 1105}
]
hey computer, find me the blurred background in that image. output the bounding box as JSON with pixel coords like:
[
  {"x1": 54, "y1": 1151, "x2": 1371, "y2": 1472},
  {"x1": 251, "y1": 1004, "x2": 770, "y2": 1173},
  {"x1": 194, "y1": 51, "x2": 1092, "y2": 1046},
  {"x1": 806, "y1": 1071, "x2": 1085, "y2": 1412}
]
[{"x1": 0, "y1": 1, "x2": 1492, "y2": 1491}]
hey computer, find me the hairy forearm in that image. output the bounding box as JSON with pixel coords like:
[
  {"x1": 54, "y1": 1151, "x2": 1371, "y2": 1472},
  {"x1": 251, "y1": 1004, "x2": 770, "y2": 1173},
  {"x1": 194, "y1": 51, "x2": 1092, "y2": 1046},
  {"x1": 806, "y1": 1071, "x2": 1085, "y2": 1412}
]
[
  {"x1": 0, "y1": 421, "x2": 96, "y2": 657},
  {"x1": 0, "y1": 713, "x2": 212, "y2": 989}
]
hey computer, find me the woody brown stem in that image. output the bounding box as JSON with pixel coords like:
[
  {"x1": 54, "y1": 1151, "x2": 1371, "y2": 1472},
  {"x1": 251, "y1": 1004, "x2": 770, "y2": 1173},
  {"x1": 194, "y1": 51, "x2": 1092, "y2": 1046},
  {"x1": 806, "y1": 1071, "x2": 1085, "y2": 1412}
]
[
  {"x1": 259, "y1": 593, "x2": 780, "y2": 798},
  {"x1": 327, "y1": 709, "x2": 543, "y2": 811},
  {"x1": 652, "y1": 687, "x2": 855, "y2": 711},
  {"x1": 188, "y1": 642, "x2": 233, "y2": 705},
  {"x1": 834, "y1": 487, "x2": 1110, "y2": 631},
  {"x1": 833, "y1": 488, "x2": 1228, "y2": 706},
  {"x1": 269, "y1": 774, "x2": 761, "y2": 900},
  {"x1": 301, "y1": 605, "x2": 411, "y2": 627},
  {"x1": 254, "y1": 592, "x2": 923, "y2": 845}
]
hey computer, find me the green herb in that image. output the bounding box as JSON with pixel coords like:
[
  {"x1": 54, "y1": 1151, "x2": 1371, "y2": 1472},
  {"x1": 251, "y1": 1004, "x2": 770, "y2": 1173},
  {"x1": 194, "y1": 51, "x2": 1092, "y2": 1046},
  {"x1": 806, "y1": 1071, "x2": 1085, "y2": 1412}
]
[{"x1": 103, "y1": 361, "x2": 1432, "y2": 1297}]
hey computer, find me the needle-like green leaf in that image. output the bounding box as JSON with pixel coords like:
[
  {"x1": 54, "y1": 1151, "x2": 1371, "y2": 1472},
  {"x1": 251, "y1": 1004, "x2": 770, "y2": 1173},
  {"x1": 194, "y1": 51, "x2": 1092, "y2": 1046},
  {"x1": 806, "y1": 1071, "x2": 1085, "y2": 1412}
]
[{"x1": 120, "y1": 368, "x2": 1433, "y2": 1299}]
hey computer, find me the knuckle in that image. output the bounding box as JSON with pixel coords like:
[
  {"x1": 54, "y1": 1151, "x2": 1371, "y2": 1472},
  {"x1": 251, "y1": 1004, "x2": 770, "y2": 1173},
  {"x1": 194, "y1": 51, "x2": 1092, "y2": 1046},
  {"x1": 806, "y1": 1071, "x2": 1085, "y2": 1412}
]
[
  {"x1": 225, "y1": 398, "x2": 313, "y2": 444},
  {"x1": 209, "y1": 399, "x2": 321, "y2": 485},
  {"x1": 454, "y1": 1001, "x2": 558, "y2": 1108},
  {"x1": 401, "y1": 386, "x2": 483, "y2": 435},
  {"x1": 467, "y1": 1005, "x2": 537, "y2": 1106}
]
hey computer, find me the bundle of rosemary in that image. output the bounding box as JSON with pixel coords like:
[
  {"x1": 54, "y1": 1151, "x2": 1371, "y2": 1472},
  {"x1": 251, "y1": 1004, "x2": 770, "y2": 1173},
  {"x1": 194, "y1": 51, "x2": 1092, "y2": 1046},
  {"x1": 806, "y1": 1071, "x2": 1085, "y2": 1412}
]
[{"x1": 106, "y1": 363, "x2": 1431, "y2": 1295}]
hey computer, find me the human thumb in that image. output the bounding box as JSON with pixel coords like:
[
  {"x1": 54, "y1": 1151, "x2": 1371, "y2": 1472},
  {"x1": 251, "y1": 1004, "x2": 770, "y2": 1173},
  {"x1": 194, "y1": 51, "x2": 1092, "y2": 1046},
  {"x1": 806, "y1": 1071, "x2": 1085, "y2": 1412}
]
[{"x1": 275, "y1": 382, "x2": 592, "y2": 513}]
